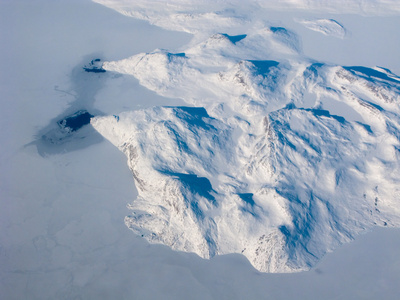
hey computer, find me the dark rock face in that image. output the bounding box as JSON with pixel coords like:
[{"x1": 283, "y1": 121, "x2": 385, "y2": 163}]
[{"x1": 83, "y1": 59, "x2": 106, "y2": 73}]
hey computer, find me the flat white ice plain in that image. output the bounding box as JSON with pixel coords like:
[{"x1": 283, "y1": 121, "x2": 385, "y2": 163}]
[{"x1": 1, "y1": 0, "x2": 400, "y2": 299}]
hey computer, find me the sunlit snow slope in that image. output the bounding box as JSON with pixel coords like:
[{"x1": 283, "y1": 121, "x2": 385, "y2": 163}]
[{"x1": 92, "y1": 0, "x2": 400, "y2": 272}]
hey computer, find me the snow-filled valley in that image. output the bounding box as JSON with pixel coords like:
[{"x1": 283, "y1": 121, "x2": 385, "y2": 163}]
[{"x1": 1, "y1": 0, "x2": 400, "y2": 299}]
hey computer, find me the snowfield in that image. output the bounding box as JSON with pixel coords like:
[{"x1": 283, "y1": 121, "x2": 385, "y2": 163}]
[{"x1": 2, "y1": 0, "x2": 400, "y2": 299}]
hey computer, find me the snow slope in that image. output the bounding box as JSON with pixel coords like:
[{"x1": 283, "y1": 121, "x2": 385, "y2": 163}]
[
  {"x1": 298, "y1": 18, "x2": 346, "y2": 38},
  {"x1": 91, "y1": 0, "x2": 400, "y2": 272}
]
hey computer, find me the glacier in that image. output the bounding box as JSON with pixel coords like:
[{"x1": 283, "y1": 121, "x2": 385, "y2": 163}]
[{"x1": 91, "y1": 5, "x2": 400, "y2": 273}]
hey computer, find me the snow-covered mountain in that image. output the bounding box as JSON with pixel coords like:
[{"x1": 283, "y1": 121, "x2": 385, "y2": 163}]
[
  {"x1": 2, "y1": 1, "x2": 400, "y2": 299},
  {"x1": 91, "y1": 1, "x2": 400, "y2": 273}
]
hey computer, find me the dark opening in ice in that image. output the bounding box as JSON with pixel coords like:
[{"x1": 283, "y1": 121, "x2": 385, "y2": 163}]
[
  {"x1": 83, "y1": 68, "x2": 106, "y2": 73},
  {"x1": 58, "y1": 110, "x2": 94, "y2": 132}
]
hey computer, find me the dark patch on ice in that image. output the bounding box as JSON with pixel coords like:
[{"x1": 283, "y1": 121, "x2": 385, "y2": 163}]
[
  {"x1": 32, "y1": 54, "x2": 108, "y2": 156},
  {"x1": 221, "y1": 33, "x2": 247, "y2": 44},
  {"x1": 84, "y1": 68, "x2": 106, "y2": 73},
  {"x1": 58, "y1": 110, "x2": 94, "y2": 132},
  {"x1": 36, "y1": 110, "x2": 100, "y2": 155}
]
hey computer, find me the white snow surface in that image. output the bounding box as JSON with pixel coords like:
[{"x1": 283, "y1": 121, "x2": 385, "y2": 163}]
[
  {"x1": 93, "y1": 0, "x2": 400, "y2": 35},
  {"x1": 91, "y1": 0, "x2": 400, "y2": 272},
  {"x1": 298, "y1": 18, "x2": 346, "y2": 38}
]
